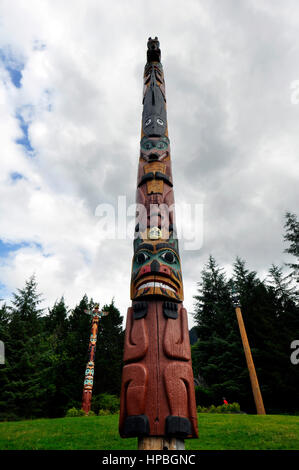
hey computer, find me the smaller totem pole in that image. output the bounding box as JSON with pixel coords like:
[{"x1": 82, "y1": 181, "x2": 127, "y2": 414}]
[
  {"x1": 231, "y1": 287, "x2": 266, "y2": 415},
  {"x1": 82, "y1": 304, "x2": 109, "y2": 414}
]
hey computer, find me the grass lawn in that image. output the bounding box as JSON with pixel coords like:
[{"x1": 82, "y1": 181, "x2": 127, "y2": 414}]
[{"x1": 0, "y1": 414, "x2": 298, "y2": 450}]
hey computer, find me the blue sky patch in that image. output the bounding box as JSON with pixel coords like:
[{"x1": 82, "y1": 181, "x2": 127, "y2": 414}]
[
  {"x1": 10, "y1": 172, "x2": 24, "y2": 182},
  {"x1": 0, "y1": 241, "x2": 46, "y2": 301},
  {"x1": 0, "y1": 240, "x2": 42, "y2": 259},
  {"x1": 0, "y1": 48, "x2": 24, "y2": 88},
  {"x1": 15, "y1": 111, "x2": 35, "y2": 155},
  {"x1": 0, "y1": 281, "x2": 11, "y2": 303}
]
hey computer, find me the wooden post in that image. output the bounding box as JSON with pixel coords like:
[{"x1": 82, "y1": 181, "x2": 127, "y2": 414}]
[
  {"x1": 138, "y1": 437, "x2": 185, "y2": 450},
  {"x1": 235, "y1": 306, "x2": 266, "y2": 415}
]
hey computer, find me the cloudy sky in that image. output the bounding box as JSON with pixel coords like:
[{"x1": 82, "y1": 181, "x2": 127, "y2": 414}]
[{"x1": 0, "y1": 0, "x2": 298, "y2": 328}]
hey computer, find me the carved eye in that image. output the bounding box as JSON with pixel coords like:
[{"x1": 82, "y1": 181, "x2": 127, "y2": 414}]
[
  {"x1": 145, "y1": 118, "x2": 151, "y2": 127},
  {"x1": 156, "y1": 141, "x2": 167, "y2": 150},
  {"x1": 136, "y1": 252, "x2": 150, "y2": 264},
  {"x1": 143, "y1": 141, "x2": 153, "y2": 150},
  {"x1": 157, "y1": 118, "x2": 164, "y2": 126},
  {"x1": 160, "y1": 251, "x2": 176, "y2": 264}
]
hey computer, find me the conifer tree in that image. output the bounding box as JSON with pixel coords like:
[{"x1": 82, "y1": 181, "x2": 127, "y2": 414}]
[
  {"x1": 266, "y1": 264, "x2": 299, "y2": 411},
  {"x1": 0, "y1": 303, "x2": 9, "y2": 418},
  {"x1": 44, "y1": 297, "x2": 70, "y2": 417},
  {"x1": 0, "y1": 302, "x2": 9, "y2": 346},
  {"x1": 232, "y1": 258, "x2": 274, "y2": 412},
  {"x1": 283, "y1": 211, "x2": 299, "y2": 286},
  {"x1": 268, "y1": 264, "x2": 297, "y2": 305},
  {"x1": 1, "y1": 276, "x2": 52, "y2": 419},
  {"x1": 93, "y1": 300, "x2": 124, "y2": 397},
  {"x1": 192, "y1": 256, "x2": 244, "y2": 406},
  {"x1": 63, "y1": 295, "x2": 93, "y2": 409}
]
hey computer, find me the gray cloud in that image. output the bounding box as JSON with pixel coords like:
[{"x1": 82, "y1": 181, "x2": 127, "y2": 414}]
[{"x1": 0, "y1": 0, "x2": 298, "y2": 328}]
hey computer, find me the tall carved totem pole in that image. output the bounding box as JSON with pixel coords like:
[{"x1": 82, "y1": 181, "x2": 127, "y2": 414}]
[
  {"x1": 119, "y1": 37, "x2": 198, "y2": 447},
  {"x1": 82, "y1": 305, "x2": 109, "y2": 414}
]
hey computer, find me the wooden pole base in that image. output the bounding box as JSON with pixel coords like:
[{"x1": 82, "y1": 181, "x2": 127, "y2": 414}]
[{"x1": 138, "y1": 437, "x2": 185, "y2": 450}]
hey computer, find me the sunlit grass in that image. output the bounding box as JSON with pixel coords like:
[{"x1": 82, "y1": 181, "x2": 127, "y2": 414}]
[{"x1": 0, "y1": 414, "x2": 298, "y2": 450}]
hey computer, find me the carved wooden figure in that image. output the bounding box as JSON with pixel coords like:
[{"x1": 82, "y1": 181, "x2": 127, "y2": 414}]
[
  {"x1": 119, "y1": 38, "x2": 198, "y2": 441},
  {"x1": 82, "y1": 305, "x2": 109, "y2": 414}
]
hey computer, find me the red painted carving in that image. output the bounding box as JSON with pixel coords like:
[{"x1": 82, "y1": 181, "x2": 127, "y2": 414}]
[{"x1": 123, "y1": 307, "x2": 149, "y2": 362}]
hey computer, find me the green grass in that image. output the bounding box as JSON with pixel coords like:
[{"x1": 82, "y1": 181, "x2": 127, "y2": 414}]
[{"x1": 0, "y1": 414, "x2": 298, "y2": 450}]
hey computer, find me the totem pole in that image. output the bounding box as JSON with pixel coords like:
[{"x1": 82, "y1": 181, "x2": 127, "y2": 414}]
[
  {"x1": 82, "y1": 304, "x2": 109, "y2": 414},
  {"x1": 119, "y1": 37, "x2": 198, "y2": 449}
]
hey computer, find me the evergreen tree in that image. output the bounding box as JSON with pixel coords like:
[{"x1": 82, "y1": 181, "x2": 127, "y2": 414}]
[
  {"x1": 192, "y1": 256, "x2": 245, "y2": 407},
  {"x1": 0, "y1": 302, "x2": 9, "y2": 347},
  {"x1": 268, "y1": 265, "x2": 297, "y2": 306},
  {"x1": 192, "y1": 255, "x2": 299, "y2": 413},
  {"x1": 93, "y1": 300, "x2": 124, "y2": 398},
  {"x1": 43, "y1": 297, "x2": 70, "y2": 417},
  {"x1": 0, "y1": 286, "x2": 125, "y2": 419},
  {"x1": 0, "y1": 303, "x2": 10, "y2": 417},
  {"x1": 45, "y1": 296, "x2": 69, "y2": 335},
  {"x1": 63, "y1": 295, "x2": 93, "y2": 410},
  {"x1": 265, "y1": 264, "x2": 299, "y2": 412},
  {"x1": 283, "y1": 211, "x2": 299, "y2": 286},
  {"x1": 0, "y1": 276, "x2": 53, "y2": 419},
  {"x1": 232, "y1": 258, "x2": 277, "y2": 412},
  {"x1": 62, "y1": 296, "x2": 124, "y2": 411},
  {"x1": 232, "y1": 258, "x2": 299, "y2": 413},
  {"x1": 189, "y1": 326, "x2": 199, "y2": 346}
]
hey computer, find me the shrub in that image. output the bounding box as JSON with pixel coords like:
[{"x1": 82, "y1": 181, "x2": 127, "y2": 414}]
[
  {"x1": 220, "y1": 404, "x2": 228, "y2": 413},
  {"x1": 66, "y1": 407, "x2": 86, "y2": 417},
  {"x1": 66, "y1": 407, "x2": 80, "y2": 417},
  {"x1": 197, "y1": 402, "x2": 241, "y2": 414},
  {"x1": 228, "y1": 402, "x2": 241, "y2": 413},
  {"x1": 98, "y1": 409, "x2": 111, "y2": 416},
  {"x1": 92, "y1": 393, "x2": 120, "y2": 414},
  {"x1": 87, "y1": 410, "x2": 96, "y2": 417},
  {"x1": 197, "y1": 406, "x2": 208, "y2": 413}
]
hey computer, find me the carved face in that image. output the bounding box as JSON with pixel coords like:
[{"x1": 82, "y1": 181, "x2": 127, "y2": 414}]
[
  {"x1": 84, "y1": 377, "x2": 93, "y2": 390},
  {"x1": 84, "y1": 361, "x2": 94, "y2": 390},
  {"x1": 131, "y1": 240, "x2": 183, "y2": 301},
  {"x1": 90, "y1": 333, "x2": 97, "y2": 345},
  {"x1": 140, "y1": 136, "x2": 170, "y2": 162},
  {"x1": 85, "y1": 362, "x2": 94, "y2": 375}
]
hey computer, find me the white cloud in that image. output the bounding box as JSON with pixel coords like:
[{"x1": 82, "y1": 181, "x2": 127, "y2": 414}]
[{"x1": 0, "y1": 0, "x2": 298, "y2": 329}]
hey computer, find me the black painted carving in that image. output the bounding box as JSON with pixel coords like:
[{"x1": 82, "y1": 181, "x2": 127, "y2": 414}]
[
  {"x1": 124, "y1": 414, "x2": 150, "y2": 437},
  {"x1": 133, "y1": 302, "x2": 148, "y2": 319},
  {"x1": 165, "y1": 416, "x2": 192, "y2": 437},
  {"x1": 163, "y1": 302, "x2": 178, "y2": 319}
]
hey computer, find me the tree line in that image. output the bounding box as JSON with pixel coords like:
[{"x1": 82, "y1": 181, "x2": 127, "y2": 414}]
[
  {"x1": 0, "y1": 212, "x2": 298, "y2": 419},
  {"x1": 0, "y1": 288, "x2": 124, "y2": 420},
  {"x1": 192, "y1": 212, "x2": 299, "y2": 414}
]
